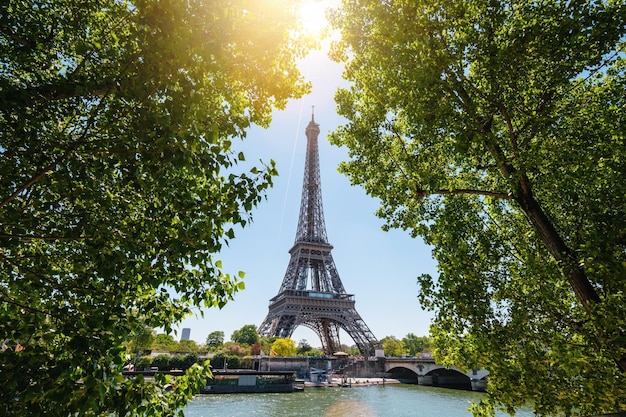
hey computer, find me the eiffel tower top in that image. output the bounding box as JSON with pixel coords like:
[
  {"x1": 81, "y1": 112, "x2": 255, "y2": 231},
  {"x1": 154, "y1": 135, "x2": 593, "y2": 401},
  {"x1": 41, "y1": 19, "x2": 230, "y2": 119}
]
[{"x1": 294, "y1": 108, "x2": 329, "y2": 245}]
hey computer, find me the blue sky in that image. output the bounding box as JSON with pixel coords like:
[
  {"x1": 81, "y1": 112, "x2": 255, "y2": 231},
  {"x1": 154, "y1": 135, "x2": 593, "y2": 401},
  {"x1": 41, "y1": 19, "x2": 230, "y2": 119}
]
[{"x1": 175, "y1": 47, "x2": 438, "y2": 348}]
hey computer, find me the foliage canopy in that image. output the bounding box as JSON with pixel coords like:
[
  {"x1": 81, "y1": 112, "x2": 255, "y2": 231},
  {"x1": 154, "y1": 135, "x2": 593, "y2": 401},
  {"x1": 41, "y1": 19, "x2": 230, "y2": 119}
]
[
  {"x1": 329, "y1": 0, "x2": 626, "y2": 415},
  {"x1": 0, "y1": 0, "x2": 309, "y2": 415},
  {"x1": 206, "y1": 330, "x2": 225, "y2": 351},
  {"x1": 271, "y1": 337, "x2": 297, "y2": 356},
  {"x1": 402, "y1": 333, "x2": 431, "y2": 356},
  {"x1": 381, "y1": 336, "x2": 404, "y2": 357},
  {"x1": 231, "y1": 324, "x2": 260, "y2": 346}
]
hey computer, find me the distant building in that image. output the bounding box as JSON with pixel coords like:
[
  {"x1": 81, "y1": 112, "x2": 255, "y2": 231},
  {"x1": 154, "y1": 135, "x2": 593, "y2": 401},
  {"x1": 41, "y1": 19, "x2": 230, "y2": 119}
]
[{"x1": 181, "y1": 328, "x2": 191, "y2": 341}]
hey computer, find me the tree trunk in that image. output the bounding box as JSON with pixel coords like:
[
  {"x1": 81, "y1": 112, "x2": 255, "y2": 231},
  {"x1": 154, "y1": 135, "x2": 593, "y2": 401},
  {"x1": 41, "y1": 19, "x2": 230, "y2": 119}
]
[
  {"x1": 514, "y1": 174, "x2": 626, "y2": 373},
  {"x1": 515, "y1": 174, "x2": 600, "y2": 310}
]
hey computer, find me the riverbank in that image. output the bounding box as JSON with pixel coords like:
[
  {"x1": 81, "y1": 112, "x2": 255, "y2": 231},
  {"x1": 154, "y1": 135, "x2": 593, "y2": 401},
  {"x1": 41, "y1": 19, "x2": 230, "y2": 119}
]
[{"x1": 305, "y1": 377, "x2": 401, "y2": 388}]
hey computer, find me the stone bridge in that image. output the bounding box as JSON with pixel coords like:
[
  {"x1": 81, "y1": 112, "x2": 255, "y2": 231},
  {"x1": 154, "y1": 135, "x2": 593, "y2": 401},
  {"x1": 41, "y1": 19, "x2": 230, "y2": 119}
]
[
  {"x1": 251, "y1": 355, "x2": 489, "y2": 391},
  {"x1": 339, "y1": 356, "x2": 489, "y2": 391},
  {"x1": 384, "y1": 357, "x2": 488, "y2": 391}
]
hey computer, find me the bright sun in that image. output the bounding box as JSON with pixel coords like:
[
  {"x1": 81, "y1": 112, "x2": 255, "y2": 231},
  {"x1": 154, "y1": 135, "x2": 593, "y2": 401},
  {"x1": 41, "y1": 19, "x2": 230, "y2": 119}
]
[{"x1": 297, "y1": 0, "x2": 335, "y2": 40}]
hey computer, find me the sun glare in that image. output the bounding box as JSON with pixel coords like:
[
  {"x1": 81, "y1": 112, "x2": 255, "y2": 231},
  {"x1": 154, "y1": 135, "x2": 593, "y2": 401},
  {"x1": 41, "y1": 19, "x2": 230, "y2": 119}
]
[{"x1": 298, "y1": 0, "x2": 334, "y2": 40}]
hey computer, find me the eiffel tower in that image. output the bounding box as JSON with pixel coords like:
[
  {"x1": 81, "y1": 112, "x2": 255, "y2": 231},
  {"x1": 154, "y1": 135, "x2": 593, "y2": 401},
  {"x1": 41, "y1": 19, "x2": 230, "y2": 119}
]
[{"x1": 258, "y1": 111, "x2": 378, "y2": 356}]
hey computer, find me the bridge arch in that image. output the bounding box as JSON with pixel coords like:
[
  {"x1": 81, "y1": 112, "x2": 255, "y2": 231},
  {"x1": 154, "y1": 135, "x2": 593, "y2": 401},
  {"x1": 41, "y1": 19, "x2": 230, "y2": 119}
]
[
  {"x1": 386, "y1": 365, "x2": 419, "y2": 383},
  {"x1": 375, "y1": 358, "x2": 489, "y2": 391},
  {"x1": 420, "y1": 368, "x2": 472, "y2": 391}
]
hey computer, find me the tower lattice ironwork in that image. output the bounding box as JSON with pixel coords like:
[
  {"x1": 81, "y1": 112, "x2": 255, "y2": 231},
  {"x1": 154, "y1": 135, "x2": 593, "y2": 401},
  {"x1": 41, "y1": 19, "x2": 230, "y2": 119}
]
[{"x1": 258, "y1": 112, "x2": 378, "y2": 356}]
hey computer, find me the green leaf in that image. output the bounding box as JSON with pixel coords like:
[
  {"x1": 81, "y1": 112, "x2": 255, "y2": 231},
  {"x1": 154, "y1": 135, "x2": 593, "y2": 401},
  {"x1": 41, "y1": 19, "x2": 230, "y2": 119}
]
[
  {"x1": 329, "y1": 0, "x2": 626, "y2": 415},
  {"x1": 0, "y1": 0, "x2": 310, "y2": 414}
]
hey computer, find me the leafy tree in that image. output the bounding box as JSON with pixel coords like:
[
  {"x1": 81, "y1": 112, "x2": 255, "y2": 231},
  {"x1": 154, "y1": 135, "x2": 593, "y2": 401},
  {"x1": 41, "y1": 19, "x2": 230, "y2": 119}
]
[
  {"x1": 177, "y1": 339, "x2": 199, "y2": 353},
  {"x1": 402, "y1": 334, "x2": 431, "y2": 357},
  {"x1": 346, "y1": 345, "x2": 361, "y2": 356},
  {"x1": 152, "y1": 333, "x2": 179, "y2": 352},
  {"x1": 250, "y1": 341, "x2": 263, "y2": 356},
  {"x1": 206, "y1": 331, "x2": 225, "y2": 351},
  {"x1": 210, "y1": 352, "x2": 242, "y2": 370},
  {"x1": 231, "y1": 324, "x2": 260, "y2": 346},
  {"x1": 305, "y1": 348, "x2": 326, "y2": 357},
  {"x1": 259, "y1": 335, "x2": 279, "y2": 355},
  {"x1": 182, "y1": 353, "x2": 199, "y2": 370},
  {"x1": 226, "y1": 356, "x2": 242, "y2": 369},
  {"x1": 169, "y1": 355, "x2": 185, "y2": 371},
  {"x1": 329, "y1": 1, "x2": 626, "y2": 415},
  {"x1": 137, "y1": 355, "x2": 153, "y2": 371},
  {"x1": 169, "y1": 353, "x2": 198, "y2": 370},
  {"x1": 151, "y1": 354, "x2": 172, "y2": 371},
  {"x1": 0, "y1": 0, "x2": 309, "y2": 415},
  {"x1": 296, "y1": 339, "x2": 312, "y2": 355},
  {"x1": 338, "y1": 343, "x2": 351, "y2": 353},
  {"x1": 271, "y1": 338, "x2": 297, "y2": 356},
  {"x1": 295, "y1": 339, "x2": 326, "y2": 356},
  {"x1": 381, "y1": 336, "x2": 404, "y2": 357},
  {"x1": 209, "y1": 353, "x2": 227, "y2": 370},
  {"x1": 223, "y1": 342, "x2": 250, "y2": 357},
  {"x1": 125, "y1": 325, "x2": 155, "y2": 356}
]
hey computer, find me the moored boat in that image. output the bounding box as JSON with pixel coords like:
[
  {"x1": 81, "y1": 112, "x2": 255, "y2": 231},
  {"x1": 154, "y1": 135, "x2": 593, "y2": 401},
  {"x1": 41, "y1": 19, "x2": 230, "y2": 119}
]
[{"x1": 199, "y1": 370, "x2": 303, "y2": 394}]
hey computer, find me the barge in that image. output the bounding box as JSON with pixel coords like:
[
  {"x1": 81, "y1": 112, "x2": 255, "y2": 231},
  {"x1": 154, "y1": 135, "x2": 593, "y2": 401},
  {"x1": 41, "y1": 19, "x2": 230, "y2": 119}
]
[{"x1": 200, "y1": 370, "x2": 304, "y2": 394}]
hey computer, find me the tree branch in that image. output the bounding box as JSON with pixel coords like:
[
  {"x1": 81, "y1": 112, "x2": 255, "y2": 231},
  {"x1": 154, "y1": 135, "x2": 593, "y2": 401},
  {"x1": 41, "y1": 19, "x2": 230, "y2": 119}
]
[
  {"x1": 417, "y1": 188, "x2": 513, "y2": 199},
  {"x1": 0, "y1": 25, "x2": 36, "y2": 49},
  {"x1": 0, "y1": 79, "x2": 118, "y2": 107},
  {"x1": 0, "y1": 89, "x2": 111, "y2": 210},
  {"x1": 0, "y1": 234, "x2": 89, "y2": 241},
  {"x1": 499, "y1": 105, "x2": 521, "y2": 163}
]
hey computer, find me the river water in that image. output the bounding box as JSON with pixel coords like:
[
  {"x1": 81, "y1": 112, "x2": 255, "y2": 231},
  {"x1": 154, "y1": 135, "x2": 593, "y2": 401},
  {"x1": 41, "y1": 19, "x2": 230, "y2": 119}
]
[{"x1": 183, "y1": 384, "x2": 535, "y2": 417}]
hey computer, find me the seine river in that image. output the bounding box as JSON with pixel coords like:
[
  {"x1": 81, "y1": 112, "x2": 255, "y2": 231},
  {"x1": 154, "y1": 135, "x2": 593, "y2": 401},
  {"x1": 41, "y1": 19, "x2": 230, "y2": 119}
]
[{"x1": 183, "y1": 384, "x2": 534, "y2": 417}]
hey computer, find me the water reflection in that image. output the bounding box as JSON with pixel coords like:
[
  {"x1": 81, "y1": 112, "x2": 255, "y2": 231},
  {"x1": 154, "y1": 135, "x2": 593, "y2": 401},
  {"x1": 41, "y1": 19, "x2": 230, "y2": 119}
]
[
  {"x1": 183, "y1": 385, "x2": 535, "y2": 417},
  {"x1": 323, "y1": 399, "x2": 377, "y2": 417}
]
